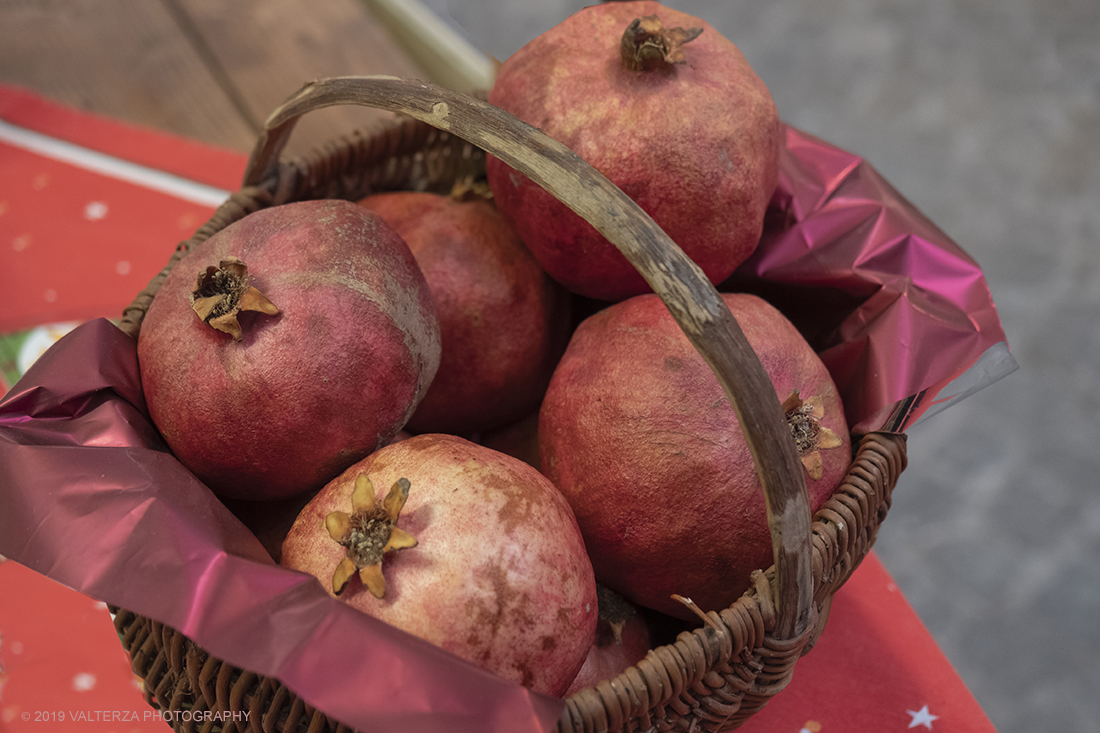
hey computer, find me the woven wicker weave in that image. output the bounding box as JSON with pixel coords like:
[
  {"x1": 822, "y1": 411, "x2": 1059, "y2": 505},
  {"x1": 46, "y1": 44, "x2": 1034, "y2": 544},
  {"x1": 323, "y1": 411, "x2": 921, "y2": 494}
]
[{"x1": 112, "y1": 77, "x2": 907, "y2": 733}]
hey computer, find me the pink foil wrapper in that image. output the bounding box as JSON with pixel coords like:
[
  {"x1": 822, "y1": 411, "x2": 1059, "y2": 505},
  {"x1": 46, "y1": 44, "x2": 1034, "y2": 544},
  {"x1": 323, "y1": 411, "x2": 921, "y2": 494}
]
[
  {"x1": 726, "y1": 125, "x2": 1016, "y2": 433},
  {"x1": 0, "y1": 124, "x2": 1013, "y2": 732}
]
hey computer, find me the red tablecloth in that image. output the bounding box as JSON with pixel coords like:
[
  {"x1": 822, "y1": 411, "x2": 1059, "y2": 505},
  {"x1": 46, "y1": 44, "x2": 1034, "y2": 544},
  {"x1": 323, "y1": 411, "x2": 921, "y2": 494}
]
[{"x1": 0, "y1": 82, "x2": 997, "y2": 732}]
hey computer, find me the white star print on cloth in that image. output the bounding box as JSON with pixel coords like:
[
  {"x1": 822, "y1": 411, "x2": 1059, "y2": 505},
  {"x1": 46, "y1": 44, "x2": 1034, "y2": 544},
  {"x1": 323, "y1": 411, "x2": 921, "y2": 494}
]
[
  {"x1": 907, "y1": 704, "x2": 939, "y2": 729},
  {"x1": 71, "y1": 672, "x2": 97, "y2": 691},
  {"x1": 83, "y1": 200, "x2": 108, "y2": 220}
]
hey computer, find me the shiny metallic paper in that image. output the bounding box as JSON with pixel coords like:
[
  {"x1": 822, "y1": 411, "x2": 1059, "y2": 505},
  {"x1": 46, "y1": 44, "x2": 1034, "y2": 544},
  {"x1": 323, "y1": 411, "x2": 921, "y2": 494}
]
[{"x1": 727, "y1": 125, "x2": 1015, "y2": 433}]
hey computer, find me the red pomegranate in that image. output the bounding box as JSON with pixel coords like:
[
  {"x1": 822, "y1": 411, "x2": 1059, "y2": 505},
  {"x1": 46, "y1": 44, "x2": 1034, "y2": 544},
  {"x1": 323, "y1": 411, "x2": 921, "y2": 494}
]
[
  {"x1": 539, "y1": 293, "x2": 851, "y2": 619},
  {"x1": 137, "y1": 199, "x2": 441, "y2": 501},
  {"x1": 280, "y1": 433, "x2": 598, "y2": 696},
  {"x1": 486, "y1": 1, "x2": 780, "y2": 301},
  {"x1": 359, "y1": 191, "x2": 571, "y2": 434}
]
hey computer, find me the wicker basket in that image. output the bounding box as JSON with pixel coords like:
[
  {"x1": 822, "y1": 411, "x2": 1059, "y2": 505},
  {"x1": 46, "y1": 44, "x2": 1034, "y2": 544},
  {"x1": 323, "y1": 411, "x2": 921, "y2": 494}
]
[{"x1": 111, "y1": 76, "x2": 907, "y2": 733}]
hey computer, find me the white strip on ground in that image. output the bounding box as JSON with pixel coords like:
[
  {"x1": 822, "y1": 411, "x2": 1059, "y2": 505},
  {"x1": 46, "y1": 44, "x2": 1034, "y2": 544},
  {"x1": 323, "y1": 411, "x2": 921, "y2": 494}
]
[
  {"x1": 360, "y1": 0, "x2": 497, "y2": 93},
  {"x1": 0, "y1": 117, "x2": 232, "y2": 208}
]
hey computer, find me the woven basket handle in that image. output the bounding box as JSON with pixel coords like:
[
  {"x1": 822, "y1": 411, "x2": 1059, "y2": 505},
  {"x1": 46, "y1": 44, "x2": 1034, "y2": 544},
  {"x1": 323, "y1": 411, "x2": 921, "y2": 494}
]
[{"x1": 243, "y1": 75, "x2": 815, "y2": 640}]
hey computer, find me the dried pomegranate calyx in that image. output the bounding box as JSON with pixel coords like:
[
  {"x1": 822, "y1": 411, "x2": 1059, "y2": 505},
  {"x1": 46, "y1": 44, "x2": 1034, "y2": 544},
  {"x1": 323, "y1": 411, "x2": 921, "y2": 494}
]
[
  {"x1": 620, "y1": 15, "x2": 703, "y2": 72},
  {"x1": 326, "y1": 474, "x2": 417, "y2": 599},
  {"x1": 782, "y1": 390, "x2": 843, "y2": 480},
  {"x1": 190, "y1": 256, "x2": 279, "y2": 341},
  {"x1": 596, "y1": 585, "x2": 636, "y2": 644}
]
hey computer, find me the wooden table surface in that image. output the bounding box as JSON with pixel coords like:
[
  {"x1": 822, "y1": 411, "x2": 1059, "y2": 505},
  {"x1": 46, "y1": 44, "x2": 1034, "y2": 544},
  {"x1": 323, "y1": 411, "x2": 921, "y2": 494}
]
[{"x1": 0, "y1": 0, "x2": 441, "y2": 161}]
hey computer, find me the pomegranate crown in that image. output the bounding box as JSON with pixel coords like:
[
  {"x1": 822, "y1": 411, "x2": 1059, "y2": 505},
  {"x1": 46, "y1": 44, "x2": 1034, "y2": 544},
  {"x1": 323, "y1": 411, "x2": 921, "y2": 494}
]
[
  {"x1": 189, "y1": 256, "x2": 279, "y2": 341},
  {"x1": 325, "y1": 473, "x2": 418, "y2": 599},
  {"x1": 620, "y1": 14, "x2": 703, "y2": 72}
]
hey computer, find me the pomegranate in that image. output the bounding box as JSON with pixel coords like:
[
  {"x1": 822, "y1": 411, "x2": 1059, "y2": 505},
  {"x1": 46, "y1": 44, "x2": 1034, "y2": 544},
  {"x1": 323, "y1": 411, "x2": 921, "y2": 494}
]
[
  {"x1": 564, "y1": 585, "x2": 651, "y2": 696},
  {"x1": 280, "y1": 433, "x2": 598, "y2": 696},
  {"x1": 137, "y1": 199, "x2": 441, "y2": 501},
  {"x1": 486, "y1": 0, "x2": 781, "y2": 301},
  {"x1": 359, "y1": 191, "x2": 571, "y2": 434},
  {"x1": 539, "y1": 293, "x2": 851, "y2": 618}
]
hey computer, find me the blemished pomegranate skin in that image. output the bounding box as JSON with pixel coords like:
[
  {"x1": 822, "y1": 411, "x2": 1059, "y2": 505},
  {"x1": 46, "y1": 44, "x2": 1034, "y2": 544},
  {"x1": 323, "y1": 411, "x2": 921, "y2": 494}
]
[{"x1": 281, "y1": 433, "x2": 598, "y2": 696}]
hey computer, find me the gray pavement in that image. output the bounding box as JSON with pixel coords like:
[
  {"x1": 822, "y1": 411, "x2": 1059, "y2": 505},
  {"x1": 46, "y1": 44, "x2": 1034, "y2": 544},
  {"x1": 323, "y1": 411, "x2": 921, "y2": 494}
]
[{"x1": 440, "y1": 1, "x2": 1100, "y2": 730}]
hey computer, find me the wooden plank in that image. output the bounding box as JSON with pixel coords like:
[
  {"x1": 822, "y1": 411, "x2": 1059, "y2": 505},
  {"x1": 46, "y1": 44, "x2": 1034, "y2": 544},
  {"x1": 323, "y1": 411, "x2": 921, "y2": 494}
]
[
  {"x1": 0, "y1": 0, "x2": 258, "y2": 152},
  {"x1": 171, "y1": 0, "x2": 430, "y2": 161}
]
